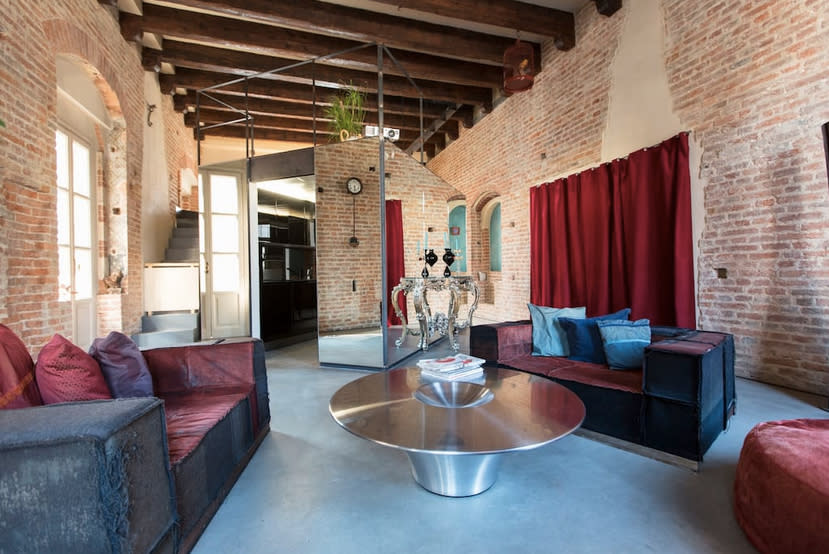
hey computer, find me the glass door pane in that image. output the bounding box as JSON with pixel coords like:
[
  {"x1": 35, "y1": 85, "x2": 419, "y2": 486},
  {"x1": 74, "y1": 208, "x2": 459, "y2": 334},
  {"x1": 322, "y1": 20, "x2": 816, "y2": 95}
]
[{"x1": 55, "y1": 129, "x2": 96, "y2": 348}]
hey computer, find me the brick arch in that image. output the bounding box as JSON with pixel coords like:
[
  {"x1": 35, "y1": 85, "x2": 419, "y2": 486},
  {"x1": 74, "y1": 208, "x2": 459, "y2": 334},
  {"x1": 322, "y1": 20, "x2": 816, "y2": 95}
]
[
  {"x1": 472, "y1": 191, "x2": 500, "y2": 212},
  {"x1": 43, "y1": 18, "x2": 134, "y2": 334},
  {"x1": 42, "y1": 19, "x2": 125, "y2": 121}
]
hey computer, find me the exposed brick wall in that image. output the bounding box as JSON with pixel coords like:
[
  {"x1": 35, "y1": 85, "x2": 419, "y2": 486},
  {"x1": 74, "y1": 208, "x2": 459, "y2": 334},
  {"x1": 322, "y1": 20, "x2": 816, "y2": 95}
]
[
  {"x1": 665, "y1": 0, "x2": 829, "y2": 392},
  {"x1": 163, "y1": 94, "x2": 197, "y2": 211},
  {"x1": 0, "y1": 2, "x2": 146, "y2": 350},
  {"x1": 315, "y1": 138, "x2": 462, "y2": 332},
  {"x1": 429, "y1": 5, "x2": 624, "y2": 327},
  {"x1": 429, "y1": 0, "x2": 829, "y2": 394}
]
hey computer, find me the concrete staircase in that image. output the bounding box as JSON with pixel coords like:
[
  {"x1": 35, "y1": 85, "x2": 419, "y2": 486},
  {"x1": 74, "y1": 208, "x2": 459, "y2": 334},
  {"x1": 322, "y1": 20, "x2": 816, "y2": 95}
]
[
  {"x1": 133, "y1": 210, "x2": 201, "y2": 349},
  {"x1": 164, "y1": 209, "x2": 199, "y2": 262}
]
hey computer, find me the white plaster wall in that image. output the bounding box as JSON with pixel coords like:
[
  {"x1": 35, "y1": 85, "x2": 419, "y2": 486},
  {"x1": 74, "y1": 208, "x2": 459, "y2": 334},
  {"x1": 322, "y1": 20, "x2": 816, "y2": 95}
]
[
  {"x1": 602, "y1": 0, "x2": 704, "y2": 317},
  {"x1": 141, "y1": 71, "x2": 173, "y2": 263},
  {"x1": 602, "y1": 0, "x2": 682, "y2": 160}
]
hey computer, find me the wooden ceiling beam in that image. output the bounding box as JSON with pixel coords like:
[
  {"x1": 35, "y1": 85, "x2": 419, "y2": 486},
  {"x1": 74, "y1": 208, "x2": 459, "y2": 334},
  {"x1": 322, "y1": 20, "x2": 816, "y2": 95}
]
[
  {"x1": 119, "y1": 12, "x2": 143, "y2": 43},
  {"x1": 367, "y1": 0, "x2": 575, "y2": 50},
  {"x1": 196, "y1": 125, "x2": 315, "y2": 145},
  {"x1": 157, "y1": 0, "x2": 518, "y2": 66},
  {"x1": 136, "y1": 4, "x2": 501, "y2": 89},
  {"x1": 174, "y1": 88, "x2": 452, "y2": 126},
  {"x1": 150, "y1": 41, "x2": 492, "y2": 107},
  {"x1": 185, "y1": 110, "x2": 315, "y2": 133},
  {"x1": 161, "y1": 69, "x2": 474, "y2": 122},
  {"x1": 440, "y1": 119, "x2": 460, "y2": 141},
  {"x1": 184, "y1": 100, "x2": 432, "y2": 132},
  {"x1": 594, "y1": 1, "x2": 623, "y2": 16}
]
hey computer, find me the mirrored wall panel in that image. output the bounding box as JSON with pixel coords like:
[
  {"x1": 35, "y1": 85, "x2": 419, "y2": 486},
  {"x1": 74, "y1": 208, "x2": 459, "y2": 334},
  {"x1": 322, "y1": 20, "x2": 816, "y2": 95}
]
[{"x1": 315, "y1": 137, "x2": 470, "y2": 369}]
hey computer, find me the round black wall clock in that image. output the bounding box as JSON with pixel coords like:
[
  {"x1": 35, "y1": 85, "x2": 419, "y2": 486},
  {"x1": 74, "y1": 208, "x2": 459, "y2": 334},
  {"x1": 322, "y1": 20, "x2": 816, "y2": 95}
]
[{"x1": 346, "y1": 177, "x2": 362, "y2": 195}]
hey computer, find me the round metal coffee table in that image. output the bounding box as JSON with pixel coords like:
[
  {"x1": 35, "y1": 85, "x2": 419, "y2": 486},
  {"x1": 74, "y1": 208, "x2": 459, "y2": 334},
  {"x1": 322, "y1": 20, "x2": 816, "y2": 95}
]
[{"x1": 329, "y1": 367, "x2": 585, "y2": 497}]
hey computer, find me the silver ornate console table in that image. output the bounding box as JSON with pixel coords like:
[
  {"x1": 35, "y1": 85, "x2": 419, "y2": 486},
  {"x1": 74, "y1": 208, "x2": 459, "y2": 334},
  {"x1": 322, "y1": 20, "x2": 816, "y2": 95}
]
[{"x1": 391, "y1": 276, "x2": 479, "y2": 351}]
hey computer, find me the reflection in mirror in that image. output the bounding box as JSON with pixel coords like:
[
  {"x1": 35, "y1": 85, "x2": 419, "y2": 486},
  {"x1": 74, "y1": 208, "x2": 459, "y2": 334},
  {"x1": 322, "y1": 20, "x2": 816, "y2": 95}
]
[
  {"x1": 447, "y1": 200, "x2": 467, "y2": 273},
  {"x1": 382, "y1": 143, "x2": 469, "y2": 367},
  {"x1": 476, "y1": 195, "x2": 502, "y2": 305},
  {"x1": 315, "y1": 137, "x2": 469, "y2": 369},
  {"x1": 315, "y1": 138, "x2": 384, "y2": 368}
]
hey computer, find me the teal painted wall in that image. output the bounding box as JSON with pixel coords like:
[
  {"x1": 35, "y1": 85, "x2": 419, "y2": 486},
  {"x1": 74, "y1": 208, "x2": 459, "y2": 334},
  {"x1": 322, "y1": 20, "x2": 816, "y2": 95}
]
[
  {"x1": 489, "y1": 203, "x2": 501, "y2": 271},
  {"x1": 448, "y1": 205, "x2": 467, "y2": 272}
]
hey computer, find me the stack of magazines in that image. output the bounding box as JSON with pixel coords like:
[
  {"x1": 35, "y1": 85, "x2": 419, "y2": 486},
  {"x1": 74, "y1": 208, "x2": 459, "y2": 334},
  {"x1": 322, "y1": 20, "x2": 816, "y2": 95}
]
[{"x1": 417, "y1": 354, "x2": 485, "y2": 381}]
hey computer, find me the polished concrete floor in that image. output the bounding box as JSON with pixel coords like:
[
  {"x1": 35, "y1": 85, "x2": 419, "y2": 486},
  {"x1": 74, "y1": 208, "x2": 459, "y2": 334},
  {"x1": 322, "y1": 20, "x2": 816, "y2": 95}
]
[{"x1": 192, "y1": 338, "x2": 827, "y2": 554}]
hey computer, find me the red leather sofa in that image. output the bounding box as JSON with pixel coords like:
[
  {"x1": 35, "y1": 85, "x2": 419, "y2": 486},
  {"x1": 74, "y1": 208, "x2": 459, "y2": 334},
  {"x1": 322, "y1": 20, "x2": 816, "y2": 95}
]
[
  {"x1": 0, "y1": 336, "x2": 270, "y2": 553},
  {"x1": 470, "y1": 321, "x2": 735, "y2": 462}
]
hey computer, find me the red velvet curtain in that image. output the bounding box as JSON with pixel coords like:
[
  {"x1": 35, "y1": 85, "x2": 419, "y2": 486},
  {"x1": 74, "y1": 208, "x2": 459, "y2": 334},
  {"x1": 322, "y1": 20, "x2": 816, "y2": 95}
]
[
  {"x1": 530, "y1": 133, "x2": 695, "y2": 327},
  {"x1": 385, "y1": 200, "x2": 407, "y2": 327}
]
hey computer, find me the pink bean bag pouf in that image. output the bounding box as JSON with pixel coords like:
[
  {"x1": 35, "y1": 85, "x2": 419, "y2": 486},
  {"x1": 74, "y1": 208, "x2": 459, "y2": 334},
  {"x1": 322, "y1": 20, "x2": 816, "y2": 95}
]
[{"x1": 734, "y1": 418, "x2": 829, "y2": 553}]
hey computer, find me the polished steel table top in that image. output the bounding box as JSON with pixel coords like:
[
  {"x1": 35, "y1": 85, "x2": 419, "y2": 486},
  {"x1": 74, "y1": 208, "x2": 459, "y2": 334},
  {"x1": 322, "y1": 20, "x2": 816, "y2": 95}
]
[{"x1": 329, "y1": 367, "x2": 585, "y2": 455}]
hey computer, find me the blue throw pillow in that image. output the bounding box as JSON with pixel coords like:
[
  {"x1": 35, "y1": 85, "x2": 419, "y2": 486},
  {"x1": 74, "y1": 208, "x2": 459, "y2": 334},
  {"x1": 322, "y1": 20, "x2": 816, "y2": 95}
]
[
  {"x1": 558, "y1": 308, "x2": 631, "y2": 364},
  {"x1": 527, "y1": 304, "x2": 586, "y2": 357},
  {"x1": 597, "y1": 319, "x2": 652, "y2": 370}
]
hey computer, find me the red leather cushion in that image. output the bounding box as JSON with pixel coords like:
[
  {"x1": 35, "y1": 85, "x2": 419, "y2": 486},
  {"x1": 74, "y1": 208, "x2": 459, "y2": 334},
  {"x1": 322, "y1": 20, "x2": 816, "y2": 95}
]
[
  {"x1": 36, "y1": 334, "x2": 112, "y2": 404},
  {"x1": 0, "y1": 324, "x2": 43, "y2": 409},
  {"x1": 89, "y1": 331, "x2": 153, "y2": 398},
  {"x1": 162, "y1": 389, "x2": 250, "y2": 464}
]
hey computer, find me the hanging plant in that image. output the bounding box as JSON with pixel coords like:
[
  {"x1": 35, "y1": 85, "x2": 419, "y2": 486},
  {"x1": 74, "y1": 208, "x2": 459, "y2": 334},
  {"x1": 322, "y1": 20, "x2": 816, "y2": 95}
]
[
  {"x1": 0, "y1": 119, "x2": 5, "y2": 128},
  {"x1": 325, "y1": 85, "x2": 366, "y2": 142}
]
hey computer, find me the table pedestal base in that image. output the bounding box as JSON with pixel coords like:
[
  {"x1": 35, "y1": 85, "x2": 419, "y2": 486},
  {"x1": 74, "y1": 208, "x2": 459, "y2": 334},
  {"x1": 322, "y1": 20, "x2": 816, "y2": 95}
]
[{"x1": 406, "y1": 452, "x2": 502, "y2": 497}]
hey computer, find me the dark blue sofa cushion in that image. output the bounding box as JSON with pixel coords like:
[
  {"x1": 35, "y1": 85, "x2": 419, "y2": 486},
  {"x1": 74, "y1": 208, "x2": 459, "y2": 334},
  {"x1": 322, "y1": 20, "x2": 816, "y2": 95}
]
[{"x1": 559, "y1": 308, "x2": 631, "y2": 364}]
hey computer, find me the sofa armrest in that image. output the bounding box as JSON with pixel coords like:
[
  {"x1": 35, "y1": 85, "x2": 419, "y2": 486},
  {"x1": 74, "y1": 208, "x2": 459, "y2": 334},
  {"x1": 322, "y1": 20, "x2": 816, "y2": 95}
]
[
  {"x1": 0, "y1": 398, "x2": 176, "y2": 553},
  {"x1": 650, "y1": 325, "x2": 694, "y2": 342},
  {"x1": 142, "y1": 338, "x2": 270, "y2": 431},
  {"x1": 643, "y1": 331, "x2": 734, "y2": 407},
  {"x1": 470, "y1": 321, "x2": 533, "y2": 363},
  {"x1": 641, "y1": 331, "x2": 736, "y2": 460}
]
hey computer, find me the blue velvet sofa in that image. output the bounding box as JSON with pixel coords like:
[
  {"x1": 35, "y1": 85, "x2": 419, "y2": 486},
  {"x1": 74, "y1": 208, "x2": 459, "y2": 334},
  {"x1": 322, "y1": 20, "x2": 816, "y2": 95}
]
[
  {"x1": 0, "y1": 337, "x2": 270, "y2": 553},
  {"x1": 470, "y1": 322, "x2": 735, "y2": 463}
]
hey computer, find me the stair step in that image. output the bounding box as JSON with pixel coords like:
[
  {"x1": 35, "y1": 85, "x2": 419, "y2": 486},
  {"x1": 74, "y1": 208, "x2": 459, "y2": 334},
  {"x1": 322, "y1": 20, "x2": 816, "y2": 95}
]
[
  {"x1": 168, "y1": 235, "x2": 198, "y2": 249},
  {"x1": 141, "y1": 312, "x2": 200, "y2": 332},
  {"x1": 132, "y1": 329, "x2": 200, "y2": 349},
  {"x1": 175, "y1": 211, "x2": 199, "y2": 227},
  {"x1": 165, "y1": 248, "x2": 199, "y2": 262},
  {"x1": 172, "y1": 226, "x2": 199, "y2": 238}
]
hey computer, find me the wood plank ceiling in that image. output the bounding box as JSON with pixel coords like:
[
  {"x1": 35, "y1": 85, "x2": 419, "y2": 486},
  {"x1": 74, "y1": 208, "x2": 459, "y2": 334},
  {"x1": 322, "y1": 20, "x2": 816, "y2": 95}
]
[{"x1": 102, "y1": 0, "x2": 622, "y2": 157}]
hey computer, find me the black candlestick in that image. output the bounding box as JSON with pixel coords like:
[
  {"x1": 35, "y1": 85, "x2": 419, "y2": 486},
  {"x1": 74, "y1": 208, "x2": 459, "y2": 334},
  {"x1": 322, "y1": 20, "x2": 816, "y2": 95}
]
[{"x1": 442, "y1": 248, "x2": 455, "y2": 277}]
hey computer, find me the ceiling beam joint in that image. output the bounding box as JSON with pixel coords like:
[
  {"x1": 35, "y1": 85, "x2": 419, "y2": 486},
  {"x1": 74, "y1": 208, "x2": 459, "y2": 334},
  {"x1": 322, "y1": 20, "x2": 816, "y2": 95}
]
[{"x1": 593, "y1": 0, "x2": 623, "y2": 17}]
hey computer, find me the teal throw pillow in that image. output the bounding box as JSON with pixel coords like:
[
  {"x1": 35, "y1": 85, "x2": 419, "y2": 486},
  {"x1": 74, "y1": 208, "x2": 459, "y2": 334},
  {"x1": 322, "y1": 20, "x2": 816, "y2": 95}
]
[
  {"x1": 558, "y1": 308, "x2": 631, "y2": 364},
  {"x1": 597, "y1": 318, "x2": 651, "y2": 370},
  {"x1": 527, "y1": 304, "x2": 586, "y2": 357}
]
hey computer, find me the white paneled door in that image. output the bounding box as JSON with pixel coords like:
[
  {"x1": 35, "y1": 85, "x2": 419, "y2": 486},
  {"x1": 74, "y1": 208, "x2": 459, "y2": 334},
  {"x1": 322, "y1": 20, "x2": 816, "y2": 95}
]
[
  {"x1": 55, "y1": 129, "x2": 96, "y2": 349},
  {"x1": 199, "y1": 170, "x2": 250, "y2": 339}
]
